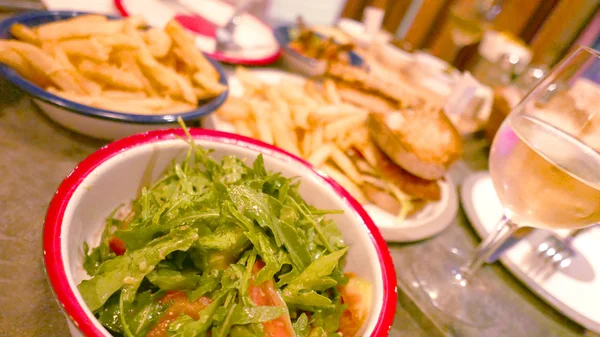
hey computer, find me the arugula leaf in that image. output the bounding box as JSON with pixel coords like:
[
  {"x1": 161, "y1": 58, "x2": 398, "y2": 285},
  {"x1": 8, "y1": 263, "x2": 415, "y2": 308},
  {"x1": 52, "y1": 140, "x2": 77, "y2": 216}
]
[
  {"x1": 187, "y1": 271, "x2": 221, "y2": 301},
  {"x1": 197, "y1": 225, "x2": 249, "y2": 252},
  {"x1": 127, "y1": 291, "x2": 169, "y2": 337},
  {"x1": 230, "y1": 306, "x2": 287, "y2": 325},
  {"x1": 146, "y1": 268, "x2": 203, "y2": 291},
  {"x1": 252, "y1": 154, "x2": 267, "y2": 179},
  {"x1": 166, "y1": 290, "x2": 229, "y2": 337},
  {"x1": 96, "y1": 293, "x2": 123, "y2": 334},
  {"x1": 78, "y1": 227, "x2": 199, "y2": 311},
  {"x1": 230, "y1": 325, "x2": 259, "y2": 337},
  {"x1": 228, "y1": 185, "x2": 312, "y2": 273},
  {"x1": 287, "y1": 248, "x2": 348, "y2": 291},
  {"x1": 307, "y1": 327, "x2": 328, "y2": 337},
  {"x1": 283, "y1": 248, "x2": 348, "y2": 308},
  {"x1": 293, "y1": 313, "x2": 310, "y2": 337},
  {"x1": 83, "y1": 207, "x2": 124, "y2": 275}
]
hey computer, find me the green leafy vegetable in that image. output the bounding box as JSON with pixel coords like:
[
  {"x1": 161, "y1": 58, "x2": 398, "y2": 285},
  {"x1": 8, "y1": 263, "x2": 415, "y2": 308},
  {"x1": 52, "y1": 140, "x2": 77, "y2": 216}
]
[{"x1": 78, "y1": 120, "x2": 364, "y2": 337}]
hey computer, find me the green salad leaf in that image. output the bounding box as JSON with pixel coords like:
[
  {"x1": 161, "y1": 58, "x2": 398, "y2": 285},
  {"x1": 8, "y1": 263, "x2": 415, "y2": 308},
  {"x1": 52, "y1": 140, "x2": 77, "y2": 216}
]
[{"x1": 79, "y1": 120, "x2": 360, "y2": 337}]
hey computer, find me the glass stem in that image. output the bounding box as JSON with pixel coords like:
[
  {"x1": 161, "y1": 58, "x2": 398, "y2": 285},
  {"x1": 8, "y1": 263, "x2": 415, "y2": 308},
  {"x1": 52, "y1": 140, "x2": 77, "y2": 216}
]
[{"x1": 460, "y1": 216, "x2": 519, "y2": 279}]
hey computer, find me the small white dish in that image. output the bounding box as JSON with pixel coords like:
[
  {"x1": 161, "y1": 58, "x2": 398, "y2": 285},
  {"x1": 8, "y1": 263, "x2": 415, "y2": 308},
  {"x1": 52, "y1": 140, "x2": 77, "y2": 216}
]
[
  {"x1": 376, "y1": 43, "x2": 415, "y2": 70},
  {"x1": 462, "y1": 171, "x2": 600, "y2": 333},
  {"x1": 337, "y1": 18, "x2": 392, "y2": 48},
  {"x1": 273, "y1": 25, "x2": 365, "y2": 78},
  {"x1": 204, "y1": 69, "x2": 459, "y2": 242}
]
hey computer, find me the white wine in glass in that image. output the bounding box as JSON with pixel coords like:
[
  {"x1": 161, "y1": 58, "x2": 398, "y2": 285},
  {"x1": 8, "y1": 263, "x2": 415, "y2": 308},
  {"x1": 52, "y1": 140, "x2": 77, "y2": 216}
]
[
  {"x1": 490, "y1": 114, "x2": 600, "y2": 230},
  {"x1": 412, "y1": 46, "x2": 600, "y2": 326}
]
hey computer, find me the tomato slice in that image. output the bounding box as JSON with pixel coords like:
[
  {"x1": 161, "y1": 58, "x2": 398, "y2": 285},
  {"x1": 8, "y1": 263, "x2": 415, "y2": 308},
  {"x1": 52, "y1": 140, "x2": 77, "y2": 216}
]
[
  {"x1": 248, "y1": 260, "x2": 295, "y2": 337},
  {"x1": 337, "y1": 273, "x2": 372, "y2": 337},
  {"x1": 108, "y1": 236, "x2": 126, "y2": 256},
  {"x1": 146, "y1": 291, "x2": 212, "y2": 337}
]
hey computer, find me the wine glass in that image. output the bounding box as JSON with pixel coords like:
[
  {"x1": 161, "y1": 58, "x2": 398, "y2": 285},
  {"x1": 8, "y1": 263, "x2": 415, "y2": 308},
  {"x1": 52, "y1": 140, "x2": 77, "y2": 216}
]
[{"x1": 412, "y1": 46, "x2": 600, "y2": 326}]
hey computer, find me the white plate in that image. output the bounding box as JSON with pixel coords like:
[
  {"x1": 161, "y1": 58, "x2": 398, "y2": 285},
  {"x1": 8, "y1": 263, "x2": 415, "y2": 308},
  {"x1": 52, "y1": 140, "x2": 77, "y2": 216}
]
[
  {"x1": 116, "y1": 0, "x2": 280, "y2": 65},
  {"x1": 461, "y1": 171, "x2": 600, "y2": 333},
  {"x1": 203, "y1": 69, "x2": 459, "y2": 242}
]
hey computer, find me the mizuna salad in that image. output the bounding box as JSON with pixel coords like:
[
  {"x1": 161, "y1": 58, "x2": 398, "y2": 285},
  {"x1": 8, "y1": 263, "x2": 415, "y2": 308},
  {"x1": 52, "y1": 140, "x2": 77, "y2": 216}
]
[{"x1": 79, "y1": 127, "x2": 372, "y2": 337}]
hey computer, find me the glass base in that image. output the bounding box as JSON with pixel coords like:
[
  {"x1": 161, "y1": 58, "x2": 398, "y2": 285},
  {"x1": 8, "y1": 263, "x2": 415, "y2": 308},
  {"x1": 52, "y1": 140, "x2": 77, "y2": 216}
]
[{"x1": 411, "y1": 244, "x2": 498, "y2": 327}]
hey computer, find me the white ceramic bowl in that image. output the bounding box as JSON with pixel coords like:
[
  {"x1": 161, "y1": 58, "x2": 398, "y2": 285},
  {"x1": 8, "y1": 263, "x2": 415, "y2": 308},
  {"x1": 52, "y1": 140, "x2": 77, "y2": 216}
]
[
  {"x1": 0, "y1": 11, "x2": 229, "y2": 141},
  {"x1": 274, "y1": 25, "x2": 365, "y2": 78},
  {"x1": 43, "y1": 129, "x2": 397, "y2": 337}
]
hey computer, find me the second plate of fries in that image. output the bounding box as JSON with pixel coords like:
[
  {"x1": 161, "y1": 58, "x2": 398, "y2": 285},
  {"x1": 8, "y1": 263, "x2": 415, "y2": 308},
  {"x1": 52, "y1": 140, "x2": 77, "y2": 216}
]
[
  {"x1": 0, "y1": 11, "x2": 229, "y2": 140},
  {"x1": 204, "y1": 68, "x2": 459, "y2": 242}
]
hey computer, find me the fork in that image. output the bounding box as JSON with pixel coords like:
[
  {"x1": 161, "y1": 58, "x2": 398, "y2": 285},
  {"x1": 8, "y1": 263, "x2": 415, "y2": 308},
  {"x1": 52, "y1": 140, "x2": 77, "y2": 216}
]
[
  {"x1": 214, "y1": 0, "x2": 254, "y2": 52},
  {"x1": 527, "y1": 227, "x2": 589, "y2": 280}
]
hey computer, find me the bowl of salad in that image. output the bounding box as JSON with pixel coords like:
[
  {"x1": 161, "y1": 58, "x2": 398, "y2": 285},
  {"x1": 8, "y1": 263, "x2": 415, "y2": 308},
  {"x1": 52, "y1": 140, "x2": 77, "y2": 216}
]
[{"x1": 43, "y1": 124, "x2": 397, "y2": 337}]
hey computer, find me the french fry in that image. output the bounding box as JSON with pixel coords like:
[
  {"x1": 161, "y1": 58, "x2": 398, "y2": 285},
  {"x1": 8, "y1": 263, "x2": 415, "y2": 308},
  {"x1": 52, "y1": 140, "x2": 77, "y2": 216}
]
[
  {"x1": 270, "y1": 108, "x2": 300, "y2": 156},
  {"x1": 304, "y1": 80, "x2": 327, "y2": 104},
  {"x1": 265, "y1": 87, "x2": 292, "y2": 127},
  {"x1": 97, "y1": 34, "x2": 140, "y2": 50},
  {"x1": 233, "y1": 120, "x2": 255, "y2": 138},
  {"x1": 330, "y1": 146, "x2": 363, "y2": 184},
  {"x1": 310, "y1": 126, "x2": 324, "y2": 153},
  {"x1": 173, "y1": 73, "x2": 197, "y2": 104},
  {"x1": 248, "y1": 99, "x2": 273, "y2": 144},
  {"x1": 324, "y1": 79, "x2": 341, "y2": 104},
  {"x1": 112, "y1": 50, "x2": 157, "y2": 96},
  {"x1": 301, "y1": 131, "x2": 312, "y2": 157},
  {"x1": 102, "y1": 90, "x2": 147, "y2": 99},
  {"x1": 144, "y1": 28, "x2": 171, "y2": 58},
  {"x1": 192, "y1": 71, "x2": 226, "y2": 96},
  {"x1": 0, "y1": 47, "x2": 47, "y2": 85},
  {"x1": 235, "y1": 66, "x2": 264, "y2": 92},
  {"x1": 324, "y1": 115, "x2": 366, "y2": 141},
  {"x1": 165, "y1": 20, "x2": 218, "y2": 80},
  {"x1": 307, "y1": 143, "x2": 335, "y2": 167},
  {"x1": 136, "y1": 50, "x2": 183, "y2": 96},
  {"x1": 216, "y1": 97, "x2": 251, "y2": 121},
  {"x1": 322, "y1": 165, "x2": 366, "y2": 204},
  {"x1": 79, "y1": 60, "x2": 143, "y2": 91},
  {"x1": 58, "y1": 38, "x2": 111, "y2": 62},
  {"x1": 0, "y1": 40, "x2": 86, "y2": 94},
  {"x1": 41, "y1": 42, "x2": 102, "y2": 95},
  {"x1": 37, "y1": 19, "x2": 124, "y2": 40},
  {"x1": 10, "y1": 24, "x2": 39, "y2": 46},
  {"x1": 160, "y1": 100, "x2": 197, "y2": 114},
  {"x1": 291, "y1": 104, "x2": 310, "y2": 129}
]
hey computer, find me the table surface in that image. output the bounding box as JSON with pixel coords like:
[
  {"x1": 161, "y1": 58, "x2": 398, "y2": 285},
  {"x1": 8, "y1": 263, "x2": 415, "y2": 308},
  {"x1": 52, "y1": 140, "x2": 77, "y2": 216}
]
[{"x1": 0, "y1": 12, "x2": 592, "y2": 337}]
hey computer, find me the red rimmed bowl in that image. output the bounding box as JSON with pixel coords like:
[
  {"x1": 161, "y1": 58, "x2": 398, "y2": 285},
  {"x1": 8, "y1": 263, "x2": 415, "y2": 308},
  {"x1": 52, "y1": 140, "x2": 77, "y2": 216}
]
[{"x1": 43, "y1": 128, "x2": 397, "y2": 337}]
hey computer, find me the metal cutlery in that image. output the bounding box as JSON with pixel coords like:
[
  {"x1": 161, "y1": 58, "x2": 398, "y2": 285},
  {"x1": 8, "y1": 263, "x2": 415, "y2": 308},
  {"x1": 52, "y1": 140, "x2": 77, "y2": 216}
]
[
  {"x1": 215, "y1": 0, "x2": 253, "y2": 52},
  {"x1": 526, "y1": 227, "x2": 591, "y2": 280}
]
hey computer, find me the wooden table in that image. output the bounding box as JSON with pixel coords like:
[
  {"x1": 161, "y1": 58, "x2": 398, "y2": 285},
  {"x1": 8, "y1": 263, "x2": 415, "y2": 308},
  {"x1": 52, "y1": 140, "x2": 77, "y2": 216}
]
[{"x1": 0, "y1": 12, "x2": 591, "y2": 337}]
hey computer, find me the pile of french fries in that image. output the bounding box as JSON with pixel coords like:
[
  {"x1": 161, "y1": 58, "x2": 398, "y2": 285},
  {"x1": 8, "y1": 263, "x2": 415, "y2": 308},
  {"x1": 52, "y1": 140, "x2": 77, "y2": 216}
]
[
  {"x1": 216, "y1": 67, "x2": 385, "y2": 204},
  {"x1": 0, "y1": 15, "x2": 226, "y2": 114}
]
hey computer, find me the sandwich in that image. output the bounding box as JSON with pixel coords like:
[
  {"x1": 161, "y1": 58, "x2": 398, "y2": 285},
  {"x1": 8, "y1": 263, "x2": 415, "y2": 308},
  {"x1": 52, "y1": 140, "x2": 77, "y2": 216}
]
[{"x1": 324, "y1": 63, "x2": 463, "y2": 218}]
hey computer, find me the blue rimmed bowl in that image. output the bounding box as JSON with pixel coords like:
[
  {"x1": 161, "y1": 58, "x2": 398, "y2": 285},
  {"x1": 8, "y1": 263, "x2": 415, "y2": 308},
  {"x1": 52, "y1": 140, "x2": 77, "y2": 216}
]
[
  {"x1": 0, "y1": 11, "x2": 228, "y2": 140},
  {"x1": 273, "y1": 25, "x2": 365, "y2": 77}
]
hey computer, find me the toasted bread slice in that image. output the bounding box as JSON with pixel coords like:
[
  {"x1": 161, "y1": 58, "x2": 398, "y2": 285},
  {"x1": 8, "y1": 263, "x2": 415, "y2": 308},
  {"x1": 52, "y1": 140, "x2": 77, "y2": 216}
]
[
  {"x1": 335, "y1": 82, "x2": 398, "y2": 114},
  {"x1": 327, "y1": 62, "x2": 423, "y2": 108},
  {"x1": 368, "y1": 108, "x2": 462, "y2": 180}
]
